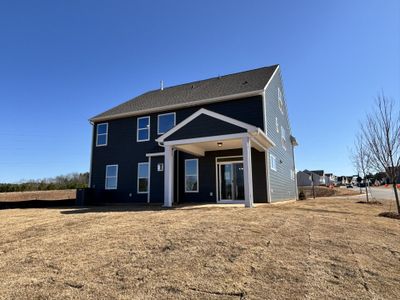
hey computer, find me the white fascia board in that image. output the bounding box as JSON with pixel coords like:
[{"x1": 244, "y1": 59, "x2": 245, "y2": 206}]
[
  {"x1": 146, "y1": 152, "x2": 165, "y2": 157},
  {"x1": 163, "y1": 133, "x2": 248, "y2": 146},
  {"x1": 156, "y1": 108, "x2": 258, "y2": 143},
  {"x1": 89, "y1": 90, "x2": 264, "y2": 123}
]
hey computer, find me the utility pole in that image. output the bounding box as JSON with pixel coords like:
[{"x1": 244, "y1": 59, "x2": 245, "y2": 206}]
[{"x1": 311, "y1": 173, "x2": 315, "y2": 199}]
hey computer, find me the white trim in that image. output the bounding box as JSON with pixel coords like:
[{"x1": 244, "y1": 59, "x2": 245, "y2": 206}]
[
  {"x1": 146, "y1": 152, "x2": 165, "y2": 157},
  {"x1": 216, "y1": 156, "x2": 244, "y2": 202},
  {"x1": 184, "y1": 159, "x2": 199, "y2": 193},
  {"x1": 96, "y1": 123, "x2": 108, "y2": 147},
  {"x1": 147, "y1": 157, "x2": 151, "y2": 203},
  {"x1": 137, "y1": 162, "x2": 149, "y2": 194},
  {"x1": 157, "y1": 112, "x2": 176, "y2": 135},
  {"x1": 164, "y1": 145, "x2": 174, "y2": 207},
  {"x1": 105, "y1": 164, "x2": 118, "y2": 190},
  {"x1": 156, "y1": 108, "x2": 258, "y2": 143},
  {"x1": 270, "y1": 154, "x2": 277, "y2": 171},
  {"x1": 164, "y1": 133, "x2": 247, "y2": 146},
  {"x1": 242, "y1": 136, "x2": 254, "y2": 208},
  {"x1": 90, "y1": 90, "x2": 264, "y2": 123},
  {"x1": 137, "y1": 116, "x2": 150, "y2": 142}
]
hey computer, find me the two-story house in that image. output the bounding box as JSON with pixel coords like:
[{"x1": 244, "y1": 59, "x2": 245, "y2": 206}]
[{"x1": 88, "y1": 65, "x2": 298, "y2": 207}]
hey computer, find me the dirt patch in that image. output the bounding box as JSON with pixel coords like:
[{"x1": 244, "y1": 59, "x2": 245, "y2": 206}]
[
  {"x1": 0, "y1": 197, "x2": 399, "y2": 299},
  {"x1": 379, "y1": 211, "x2": 400, "y2": 220}
]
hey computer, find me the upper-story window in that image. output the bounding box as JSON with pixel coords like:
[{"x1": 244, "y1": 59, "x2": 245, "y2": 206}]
[
  {"x1": 278, "y1": 87, "x2": 284, "y2": 114},
  {"x1": 281, "y1": 125, "x2": 287, "y2": 150},
  {"x1": 158, "y1": 112, "x2": 176, "y2": 135},
  {"x1": 270, "y1": 154, "x2": 277, "y2": 171},
  {"x1": 275, "y1": 117, "x2": 279, "y2": 133},
  {"x1": 137, "y1": 116, "x2": 150, "y2": 142},
  {"x1": 96, "y1": 123, "x2": 108, "y2": 146}
]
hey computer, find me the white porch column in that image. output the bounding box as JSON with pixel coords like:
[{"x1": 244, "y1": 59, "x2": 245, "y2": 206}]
[
  {"x1": 164, "y1": 145, "x2": 174, "y2": 207},
  {"x1": 242, "y1": 136, "x2": 254, "y2": 208}
]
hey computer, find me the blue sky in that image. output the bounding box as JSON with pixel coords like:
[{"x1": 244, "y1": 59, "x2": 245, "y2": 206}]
[{"x1": 0, "y1": 0, "x2": 399, "y2": 182}]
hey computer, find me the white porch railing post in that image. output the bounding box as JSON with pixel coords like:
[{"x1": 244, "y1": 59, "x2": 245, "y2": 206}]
[
  {"x1": 164, "y1": 145, "x2": 174, "y2": 207},
  {"x1": 242, "y1": 136, "x2": 254, "y2": 208}
]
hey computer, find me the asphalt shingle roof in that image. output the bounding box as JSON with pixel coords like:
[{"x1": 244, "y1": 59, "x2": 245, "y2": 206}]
[{"x1": 91, "y1": 64, "x2": 279, "y2": 121}]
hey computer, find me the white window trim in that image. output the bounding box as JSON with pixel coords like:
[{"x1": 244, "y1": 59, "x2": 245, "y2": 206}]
[
  {"x1": 275, "y1": 117, "x2": 279, "y2": 133},
  {"x1": 185, "y1": 159, "x2": 199, "y2": 193},
  {"x1": 137, "y1": 116, "x2": 150, "y2": 142},
  {"x1": 270, "y1": 154, "x2": 277, "y2": 171},
  {"x1": 278, "y1": 87, "x2": 284, "y2": 114},
  {"x1": 137, "y1": 162, "x2": 149, "y2": 194},
  {"x1": 96, "y1": 123, "x2": 108, "y2": 147},
  {"x1": 157, "y1": 112, "x2": 176, "y2": 135},
  {"x1": 105, "y1": 164, "x2": 118, "y2": 190},
  {"x1": 281, "y1": 125, "x2": 287, "y2": 150},
  {"x1": 291, "y1": 169, "x2": 295, "y2": 181}
]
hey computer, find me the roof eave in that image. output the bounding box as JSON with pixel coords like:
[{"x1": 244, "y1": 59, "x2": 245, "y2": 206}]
[{"x1": 89, "y1": 89, "x2": 264, "y2": 123}]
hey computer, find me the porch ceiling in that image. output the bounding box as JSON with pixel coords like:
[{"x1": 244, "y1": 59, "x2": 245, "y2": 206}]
[{"x1": 174, "y1": 136, "x2": 265, "y2": 157}]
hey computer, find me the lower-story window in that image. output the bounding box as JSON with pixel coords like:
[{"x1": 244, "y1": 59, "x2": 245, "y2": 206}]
[
  {"x1": 270, "y1": 154, "x2": 277, "y2": 171},
  {"x1": 185, "y1": 159, "x2": 198, "y2": 192},
  {"x1": 105, "y1": 164, "x2": 118, "y2": 190},
  {"x1": 137, "y1": 162, "x2": 149, "y2": 193}
]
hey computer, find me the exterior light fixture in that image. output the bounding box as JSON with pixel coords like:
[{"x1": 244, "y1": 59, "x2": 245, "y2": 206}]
[{"x1": 217, "y1": 142, "x2": 223, "y2": 147}]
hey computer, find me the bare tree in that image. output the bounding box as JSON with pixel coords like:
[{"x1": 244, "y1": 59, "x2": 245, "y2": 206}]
[
  {"x1": 362, "y1": 92, "x2": 400, "y2": 214},
  {"x1": 351, "y1": 133, "x2": 371, "y2": 202}
]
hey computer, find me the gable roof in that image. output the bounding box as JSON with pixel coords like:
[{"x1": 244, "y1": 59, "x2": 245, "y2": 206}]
[{"x1": 90, "y1": 64, "x2": 279, "y2": 122}]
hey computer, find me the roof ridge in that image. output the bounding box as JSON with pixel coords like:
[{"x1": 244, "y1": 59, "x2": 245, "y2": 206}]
[{"x1": 147, "y1": 64, "x2": 279, "y2": 92}]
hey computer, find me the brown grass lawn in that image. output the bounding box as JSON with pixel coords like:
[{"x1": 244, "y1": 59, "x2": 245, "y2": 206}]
[
  {"x1": 0, "y1": 190, "x2": 76, "y2": 202},
  {"x1": 0, "y1": 197, "x2": 399, "y2": 299}
]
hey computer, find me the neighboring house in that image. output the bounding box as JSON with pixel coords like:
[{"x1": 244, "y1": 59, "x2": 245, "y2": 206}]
[
  {"x1": 311, "y1": 170, "x2": 326, "y2": 185},
  {"x1": 297, "y1": 170, "x2": 321, "y2": 186},
  {"x1": 88, "y1": 65, "x2": 298, "y2": 207},
  {"x1": 325, "y1": 173, "x2": 336, "y2": 186}
]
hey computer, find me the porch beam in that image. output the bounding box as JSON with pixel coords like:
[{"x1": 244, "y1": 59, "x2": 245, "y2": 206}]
[
  {"x1": 242, "y1": 136, "x2": 254, "y2": 208},
  {"x1": 163, "y1": 145, "x2": 174, "y2": 207}
]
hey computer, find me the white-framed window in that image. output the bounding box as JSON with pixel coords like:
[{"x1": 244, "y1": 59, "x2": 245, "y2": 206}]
[
  {"x1": 158, "y1": 112, "x2": 176, "y2": 135},
  {"x1": 275, "y1": 117, "x2": 279, "y2": 133},
  {"x1": 278, "y1": 87, "x2": 284, "y2": 114},
  {"x1": 291, "y1": 169, "x2": 295, "y2": 180},
  {"x1": 137, "y1": 162, "x2": 149, "y2": 193},
  {"x1": 96, "y1": 123, "x2": 108, "y2": 146},
  {"x1": 270, "y1": 154, "x2": 277, "y2": 171},
  {"x1": 281, "y1": 125, "x2": 287, "y2": 150},
  {"x1": 105, "y1": 164, "x2": 118, "y2": 190},
  {"x1": 137, "y1": 116, "x2": 150, "y2": 142},
  {"x1": 185, "y1": 159, "x2": 198, "y2": 192}
]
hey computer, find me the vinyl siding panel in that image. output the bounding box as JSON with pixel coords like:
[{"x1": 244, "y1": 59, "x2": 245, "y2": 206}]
[
  {"x1": 265, "y1": 69, "x2": 297, "y2": 202},
  {"x1": 165, "y1": 114, "x2": 246, "y2": 141}
]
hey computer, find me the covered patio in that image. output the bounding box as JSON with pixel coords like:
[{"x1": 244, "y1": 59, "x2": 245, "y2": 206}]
[{"x1": 156, "y1": 108, "x2": 275, "y2": 208}]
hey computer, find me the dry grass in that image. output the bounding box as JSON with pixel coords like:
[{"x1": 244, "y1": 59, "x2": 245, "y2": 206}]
[
  {"x1": 0, "y1": 197, "x2": 399, "y2": 299},
  {"x1": 299, "y1": 186, "x2": 359, "y2": 198},
  {"x1": 0, "y1": 190, "x2": 76, "y2": 202}
]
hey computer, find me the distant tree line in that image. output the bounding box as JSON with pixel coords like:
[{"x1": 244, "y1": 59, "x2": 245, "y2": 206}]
[{"x1": 0, "y1": 172, "x2": 89, "y2": 193}]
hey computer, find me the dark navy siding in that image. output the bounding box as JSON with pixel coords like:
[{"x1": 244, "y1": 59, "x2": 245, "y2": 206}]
[
  {"x1": 90, "y1": 96, "x2": 264, "y2": 203},
  {"x1": 165, "y1": 114, "x2": 246, "y2": 141},
  {"x1": 177, "y1": 149, "x2": 267, "y2": 203}
]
